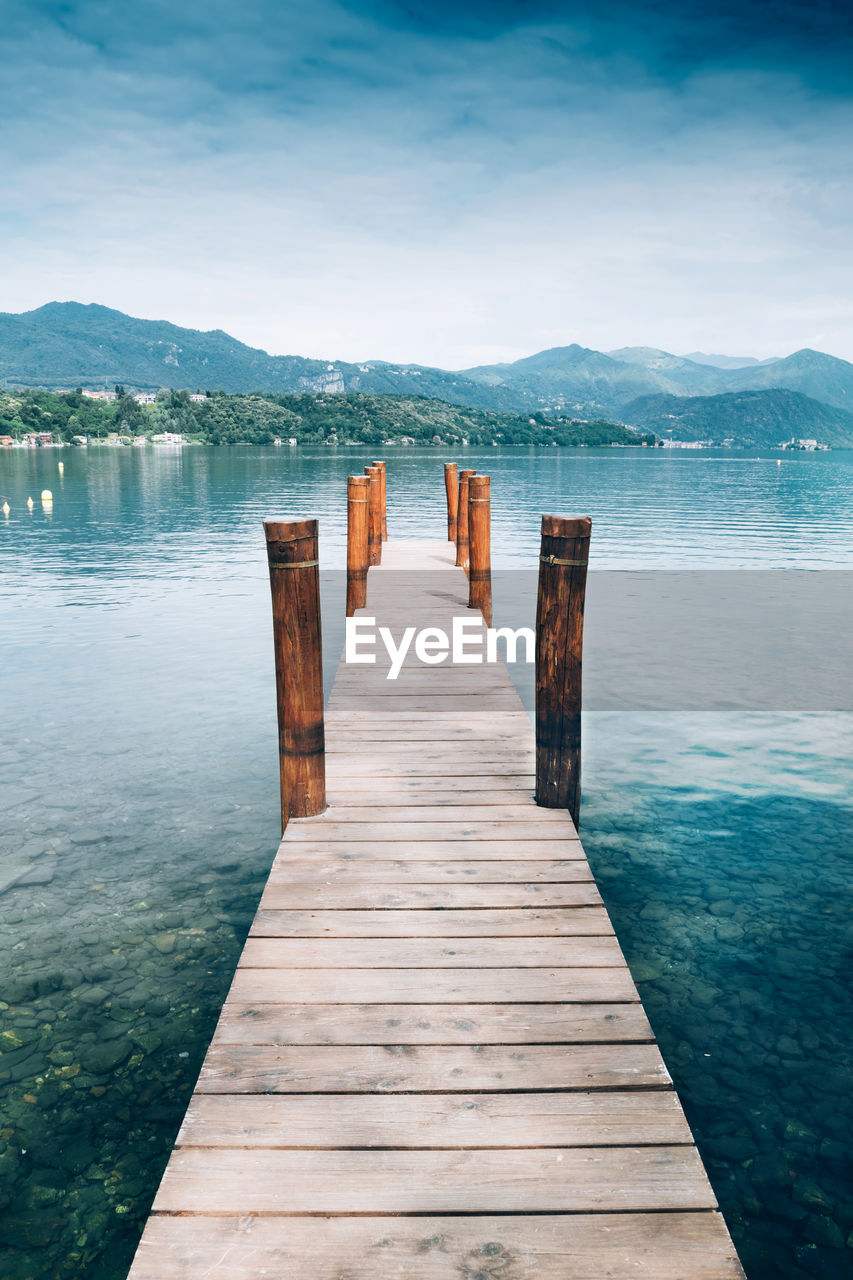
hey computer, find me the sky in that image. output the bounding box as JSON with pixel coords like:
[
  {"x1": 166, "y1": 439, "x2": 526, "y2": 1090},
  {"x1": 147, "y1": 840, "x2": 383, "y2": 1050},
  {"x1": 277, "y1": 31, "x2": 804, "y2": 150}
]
[{"x1": 2, "y1": 0, "x2": 853, "y2": 367}]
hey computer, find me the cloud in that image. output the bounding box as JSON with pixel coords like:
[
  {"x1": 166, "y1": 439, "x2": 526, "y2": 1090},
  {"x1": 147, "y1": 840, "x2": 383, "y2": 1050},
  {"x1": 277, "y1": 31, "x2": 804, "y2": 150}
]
[{"x1": 1, "y1": 0, "x2": 853, "y2": 364}]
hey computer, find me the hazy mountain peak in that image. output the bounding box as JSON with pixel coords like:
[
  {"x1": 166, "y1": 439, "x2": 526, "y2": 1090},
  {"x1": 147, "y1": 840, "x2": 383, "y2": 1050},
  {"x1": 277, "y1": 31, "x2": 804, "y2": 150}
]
[{"x1": 683, "y1": 351, "x2": 764, "y2": 370}]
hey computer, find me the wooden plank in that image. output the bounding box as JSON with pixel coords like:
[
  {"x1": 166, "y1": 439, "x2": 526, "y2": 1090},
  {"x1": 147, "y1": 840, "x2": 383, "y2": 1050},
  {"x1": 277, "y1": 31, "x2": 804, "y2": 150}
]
[
  {"x1": 284, "y1": 824, "x2": 577, "y2": 843},
  {"x1": 259, "y1": 881, "x2": 603, "y2": 909},
  {"x1": 328, "y1": 776, "x2": 536, "y2": 793},
  {"x1": 239, "y1": 936, "x2": 625, "y2": 968},
  {"x1": 330, "y1": 788, "x2": 538, "y2": 804},
  {"x1": 274, "y1": 839, "x2": 581, "y2": 859},
  {"x1": 152, "y1": 1147, "x2": 712, "y2": 1213},
  {"x1": 211, "y1": 1001, "x2": 652, "y2": 1045},
  {"x1": 178, "y1": 1090, "x2": 691, "y2": 1148},
  {"x1": 250, "y1": 907, "x2": 614, "y2": 937},
  {"x1": 315, "y1": 805, "x2": 566, "y2": 822},
  {"x1": 327, "y1": 697, "x2": 523, "y2": 712},
  {"x1": 197, "y1": 1043, "x2": 666, "y2": 1094},
  {"x1": 227, "y1": 967, "x2": 639, "y2": 1004},
  {"x1": 129, "y1": 1212, "x2": 746, "y2": 1280},
  {"x1": 263, "y1": 860, "x2": 596, "y2": 886},
  {"x1": 322, "y1": 762, "x2": 535, "y2": 773}
]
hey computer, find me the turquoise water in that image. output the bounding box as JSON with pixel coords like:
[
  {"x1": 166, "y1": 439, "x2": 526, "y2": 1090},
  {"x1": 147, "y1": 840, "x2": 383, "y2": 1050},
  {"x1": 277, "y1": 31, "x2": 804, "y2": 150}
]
[{"x1": 1, "y1": 445, "x2": 851, "y2": 1279}]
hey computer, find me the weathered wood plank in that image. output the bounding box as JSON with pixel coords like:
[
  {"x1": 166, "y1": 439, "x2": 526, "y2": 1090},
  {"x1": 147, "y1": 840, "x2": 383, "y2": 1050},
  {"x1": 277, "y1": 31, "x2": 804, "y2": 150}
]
[
  {"x1": 129, "y1": 1212, "x2": 746, "y2": 1280},
  {"x1": 271, "y1": 838, "x2": 583, "y2": 858},
  {"x1": 152, "y1": 1146, "x2": 712, "y2": 1213},
  {"x1": 315, "y1": 805, "x2": 566, "y2": 822},
  {"x1": 250, "y1": 907, "x2": 614, "y2": 937},
  {"x1": 330, "y1": 787, "x2": 538, "y2": 804},
  {"x1": 196, "y1": 1042, "x2": 667, "y2": 1093},
  {"x1": 259, "y1": 880, "x2": 603, "y2": 908},
  {"x1": 210, "y1": 1001, "x2": 652, "y2": 1045},
  {"x1": 227, "y1": 966, "x2": 640, "y2": 1004},
  {"x1": 178, "y1": 1090, "x2": 691, "y2": 1148},
  {"x1": 239, "y1": 936, "x2": 625, "y2": 968},
  {"x1": 262, "y1": 860, "x2": 596, "y2": 887}
]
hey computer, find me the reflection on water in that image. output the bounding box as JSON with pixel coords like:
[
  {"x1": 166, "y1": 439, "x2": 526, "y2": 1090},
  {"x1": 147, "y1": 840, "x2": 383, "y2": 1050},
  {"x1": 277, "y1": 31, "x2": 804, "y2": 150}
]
[{"x1": 1, "y1": 446, "x2": 852, "y2": 1279}]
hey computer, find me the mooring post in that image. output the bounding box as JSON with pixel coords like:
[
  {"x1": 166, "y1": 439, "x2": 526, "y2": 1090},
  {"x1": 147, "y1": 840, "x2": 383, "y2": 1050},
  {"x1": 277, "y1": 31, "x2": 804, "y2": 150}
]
[
  {"x1": 456, "y1": 469, "x2": 476, "y2": 573},
  {"x1": 444, "y1": 462, "x2": 459, "y2": 542},
  {"x1": 534, "y1": 514, "x2": 592, "y2": 827},
  {"x1": 372, "y1": 460, "x2": 387, "y2": 541},
  {"x1": 364, "y1": 465, "x2": 382, "y2": 566},
  {"x1": 467, "y1": 474, "x2": 492, "y2": 625},
  {"x1": 263, "y1": 519, "x2": 326, "y2": 831},
  {"x1": 346, "y1": 475, "x2": 370, "y2": 616}
]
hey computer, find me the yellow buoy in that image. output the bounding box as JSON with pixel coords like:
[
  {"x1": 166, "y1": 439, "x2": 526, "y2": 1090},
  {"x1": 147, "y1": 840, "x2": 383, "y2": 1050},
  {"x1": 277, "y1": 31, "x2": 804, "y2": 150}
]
[
  {"x1": 27, "y1": 496, "x2": 34, "y2": 509},
  {"x1": 41, "y1": 489, "x2": 53, "y2": 502},
  {"x1": 777, "y1": 459, "x2": 782, "y2": 466},
  {"x1": 58, "y1": 462, "x2": 64, "y2": 474},
  {"x1": 2, "y1": 501, "x2": 9, "y2": 517}
]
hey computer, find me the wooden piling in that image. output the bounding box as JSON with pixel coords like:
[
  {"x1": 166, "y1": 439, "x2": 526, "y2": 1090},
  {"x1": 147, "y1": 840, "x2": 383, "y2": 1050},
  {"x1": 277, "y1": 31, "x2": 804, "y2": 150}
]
[
  {"x1": 534, "y1": 515, "x2": 592, "y2": 826},
  {"x1": 263, "y1": 519, "x2": 326, "y2": 830},
  {"x1": 467, "y1": 474, "x2": 492, "y2": 625},
  {"x1": 365, "y1": 466, "x2": 382, "y2": 566},
  {"x1": 372, "y1": 461, "x2": 387, "y2": 541},
  {"x1": 456, "y1": 469, "x2": 476, "y2": 573},
  {"x1": 346, "y1": 476, "x2": 369, "y2": 616},
  {"x1": 444, "y1": 462, "x2": 458, "y2": 542}
]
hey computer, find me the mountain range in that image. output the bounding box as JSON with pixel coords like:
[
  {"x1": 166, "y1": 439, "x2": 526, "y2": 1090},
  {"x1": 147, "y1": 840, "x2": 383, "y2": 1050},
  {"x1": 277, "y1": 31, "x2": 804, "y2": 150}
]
[{"x1": 2, "y1": 302, "x2": 853, "y2": 443}]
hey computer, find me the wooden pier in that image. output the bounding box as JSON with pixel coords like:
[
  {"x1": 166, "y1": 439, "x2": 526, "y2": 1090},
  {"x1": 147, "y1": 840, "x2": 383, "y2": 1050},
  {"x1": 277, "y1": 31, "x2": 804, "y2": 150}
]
[{"x1": 128, "y1": 530, "x2": 744, "y2": 1277}]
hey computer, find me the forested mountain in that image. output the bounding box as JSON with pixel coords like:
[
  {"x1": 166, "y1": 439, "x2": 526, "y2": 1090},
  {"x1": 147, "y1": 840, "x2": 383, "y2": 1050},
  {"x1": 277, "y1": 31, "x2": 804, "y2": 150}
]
[
  {"x1": 622, "y1": 389, "x2": 853, "y2": 447},
  {"x1": 3, "y1": 303, "x2": 853, "y2": 437}
]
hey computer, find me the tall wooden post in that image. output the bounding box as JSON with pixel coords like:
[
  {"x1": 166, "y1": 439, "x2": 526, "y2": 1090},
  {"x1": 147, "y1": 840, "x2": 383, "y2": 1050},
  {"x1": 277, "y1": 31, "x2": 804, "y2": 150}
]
[
  {"x1": 263, "y1": 519, "x2": 326, "y2": 831},
  {"x1": 534, "y1": 515, "x2": 592, "y2": 827},
  {"x1": 346, "y1": 475, "x2": 369, "y2": 616},
  {"x1": 444, "y1": 462, "x2": 458, "y2": 542},
  {"x1": 372, "y1": 460, "x2": 387, "y2": 541},
  {"x1": 456, "y1": 469, "x2": 476, "y2": 573},
  {"x1": 365, "y1": 466, "x2": 382, "y2": 566},
  {"x1": 467, "y1": 474, "x2": 492, "y2": 625}
]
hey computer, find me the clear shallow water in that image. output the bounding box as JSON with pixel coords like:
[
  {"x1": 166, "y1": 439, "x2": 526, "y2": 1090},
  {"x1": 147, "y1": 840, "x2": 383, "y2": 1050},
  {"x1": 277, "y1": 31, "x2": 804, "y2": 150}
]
[{"x1": 1, "y1": 445, "x2": 852, "y2": 1279}]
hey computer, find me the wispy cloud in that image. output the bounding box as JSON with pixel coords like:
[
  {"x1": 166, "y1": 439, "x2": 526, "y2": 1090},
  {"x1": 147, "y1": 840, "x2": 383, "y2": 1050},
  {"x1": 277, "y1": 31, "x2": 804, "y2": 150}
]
[{"x1": 2, "y1": 1, "x2": 853, "y2": 364}]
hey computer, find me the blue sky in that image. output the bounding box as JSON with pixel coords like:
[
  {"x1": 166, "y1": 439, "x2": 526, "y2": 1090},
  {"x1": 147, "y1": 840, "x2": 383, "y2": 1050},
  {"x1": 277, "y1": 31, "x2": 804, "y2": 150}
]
[{"x1": 2, "y1": 0, "x2": 853, "y2": 365}]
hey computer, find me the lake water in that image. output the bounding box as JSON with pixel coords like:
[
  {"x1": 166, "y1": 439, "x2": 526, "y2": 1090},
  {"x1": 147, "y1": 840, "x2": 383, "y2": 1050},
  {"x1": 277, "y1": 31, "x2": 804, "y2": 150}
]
[{"x1": 1, "y1": 444, "x2": 852, "y2": 1280}]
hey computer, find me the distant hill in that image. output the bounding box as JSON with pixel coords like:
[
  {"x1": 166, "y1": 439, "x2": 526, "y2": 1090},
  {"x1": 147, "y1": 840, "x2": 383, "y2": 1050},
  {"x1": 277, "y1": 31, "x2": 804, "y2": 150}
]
[
  {"x1": 0, "y1": 302, "x2": 524, "y2": 412},
  {"x1": 3, "y1": 303, "x2": 853, "y2": 429},
  {"x1": 622, "y1": 389, "x2": 853, "y2": 448},
  {"x1": 683, "y1": 352, "x2": 767, "y2": 370}
]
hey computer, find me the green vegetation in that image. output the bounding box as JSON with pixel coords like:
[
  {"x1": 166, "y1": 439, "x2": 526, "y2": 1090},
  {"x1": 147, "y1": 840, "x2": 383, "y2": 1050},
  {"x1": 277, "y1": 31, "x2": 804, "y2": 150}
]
[
  {"x1": 0, "y1": 387, "x2": 656, "y2": 448},
  {"x1": 622, "y1": 388, "x2": 853, "y2": 448}
]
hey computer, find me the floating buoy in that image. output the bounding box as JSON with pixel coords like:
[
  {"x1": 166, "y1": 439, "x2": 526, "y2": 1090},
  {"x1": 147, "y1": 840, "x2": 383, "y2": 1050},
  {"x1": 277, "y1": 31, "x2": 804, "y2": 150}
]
[
  {"x1": 41, "y1": 489, "x2": 53, "y2": 502},
  {"x1": 2, "y1": 501, "x2": 9, "y2": 517},
  {"x1": 777, "y1": 459, "x2": 781, "y2": 466},
  {"x1": 27, "y1": 496, "x2": 34, "y2": 509},
  {"x1": 58, "y1": 462, "x2": 64, "y2": 474}
]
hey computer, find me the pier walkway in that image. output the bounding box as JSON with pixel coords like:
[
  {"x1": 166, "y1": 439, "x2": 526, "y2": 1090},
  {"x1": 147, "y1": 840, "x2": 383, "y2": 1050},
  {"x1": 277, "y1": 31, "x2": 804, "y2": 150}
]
[{"x1": 128, "y1": 540, "x2": 743, "y2": 1279}]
